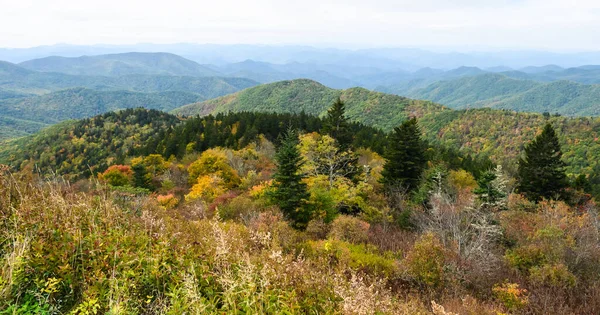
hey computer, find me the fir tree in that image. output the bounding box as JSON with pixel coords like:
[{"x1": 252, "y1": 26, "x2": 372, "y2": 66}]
[
  {"x1": 517, "y1": 123, "x2": 567, "y2": 201},
  {"x1": 322, "y1": 97, "x2": 353, "y2": 150},
  {"x1": 132, "y1": 163, "x2": 152, "y2": 190},
  {"x1": 380, "y1": 117, "x2": 427, "y2": 193},
  {"x1": 474, "y1": 165, "x2": 508, "y2": 210},
  {"x1": 269, "y1": 129, "x2": 311, "y2": 229}
]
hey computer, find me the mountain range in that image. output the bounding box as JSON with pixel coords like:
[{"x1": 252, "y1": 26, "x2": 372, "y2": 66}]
[
  {"x1": 3, "y1": 44, "x2": 600, "y2": 69},
  {"x1": 19, "y1": 52, "x2": 219, "y2": 77}
]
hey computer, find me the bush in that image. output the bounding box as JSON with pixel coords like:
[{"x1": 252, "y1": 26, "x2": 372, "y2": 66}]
[
  {"x1": 187, "y1": 149, "x2": 240, "y2": 187},
  {"x1": 305, "y1": 219, "x2": 331, "y2": 240},
  {"x1": 530, "y1": 263, "x2": 577, "y2": 288},
  {"x1": 98, "y1": 165, "x2": 132, "y2": 186},
  {"x1": 328, "y1": 215, "x2": 370, "y2": 244},
  {"x1": 218, "y1": 195, "x2": 260, "y2": 222},
  {"x1": 492, "y1": 282, "x2": 528, "y2": 312},
  {"x1": 404, "y1": 232, "x2": 446, "y2": 287},
  {"x1": 305, "y1": 239, "x2": 399, "y2": 276},
  {"x1": 157, "y1": 193, "x2": 179, "y2": 209}
]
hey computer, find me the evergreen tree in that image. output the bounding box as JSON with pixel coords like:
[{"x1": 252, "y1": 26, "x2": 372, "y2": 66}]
[
  {"x1": 474, "y1": 165, "x2": 508, "y2": 210},
  {"x1": 322, "y1": 97, "x2": 353, "y2": 150},
  {"x1": 132, "y1": 163, "x2": 152, "y2": 190},
  {"x1": 380, "y1": 117, "x2": 427, "y2": 193},
  {"x1": 269, "y1": 129, "x2": 311, "y2": 229},
  {"x1": 517, "y1": 123, "x2": 567, "y2": 201}
]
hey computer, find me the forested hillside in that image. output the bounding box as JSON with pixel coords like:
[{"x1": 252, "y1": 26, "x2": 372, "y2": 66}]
[
  {"x1": 2, "y1": 103, "x2": 599, "y2": 314},
  {"x1": 173, "y1": 79, "x2": 445, "y2": 131},
  {"x1": 406, "y1": 74, "x2": 600, "y2": 115},
  {"x1": 0, "y1": 88, "x2": 202, "y2": 124},
  {"x1": 0, "y1": 109, "x2": 181, "y2": 176},
  {"x1": 0, "y1": 61, "x2": 258, "y2": 139}
]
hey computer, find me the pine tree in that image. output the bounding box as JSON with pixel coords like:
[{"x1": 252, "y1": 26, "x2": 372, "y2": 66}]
[
  {"x1": 269, "y1": 129, "x2": 311, "y2": 229},
  {"x1": 380, "y1": 117, "x2": 427, "y2": 192},
  {"x1": 322, "y1": 97, "x2": 353, "y2": 150},
  {"x1": 517, "y1": 123, "x2": 567, "y2": 201}
]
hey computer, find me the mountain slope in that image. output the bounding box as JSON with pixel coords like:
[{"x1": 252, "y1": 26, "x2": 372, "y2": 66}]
[
  {"x1": 406, "y1": 74, "x2": 600, "y2": 116},
  {"x1": 0, "y1": 62, "x2": 258, "y2": 96},
  {"x1": 0, "y1": 88, "x2": 204, "y2": 126},
  {"x1": 173, "y1": 79, "x2": 445, "y2": 131},
  {"x1": 19, "y1": 52, "x2": 220, "y2": 77},
  {"x1": 419, "y1": 108, "x2": 600, "y2": 175},
  {"x1": 0, "y1": 108, "x2": 181, "y2": 177},
  {"x1": 172, "y1": 78, "x2": 600, "y2": 176}
]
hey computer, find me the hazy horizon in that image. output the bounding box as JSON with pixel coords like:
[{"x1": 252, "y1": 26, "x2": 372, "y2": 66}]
[{"x1": 2, "y1": 0, "x2": 599, "y2": 51}]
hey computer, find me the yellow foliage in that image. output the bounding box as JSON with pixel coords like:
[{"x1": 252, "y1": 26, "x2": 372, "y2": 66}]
[
  {"x1": 448, "y1": 169, "x2": 478, "y2": 191},
  {"x1": 492, "y1": 282, "x2": 528, "y2": 311},
  {"x1": 157, "y1": 194, "x2": 179, "y2": 209},
  {"x1": 249, "y1": 180, "x2": 273, "y2": 199},
  {"x1": 185, "y1": 175, "x2": 226, "y2": 202},
  {"x1": 187, "y1": 149, "x2": 240, "y2": 188}
]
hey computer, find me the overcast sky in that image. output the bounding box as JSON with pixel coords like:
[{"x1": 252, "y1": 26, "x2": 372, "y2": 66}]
[{"x1": 1, "y1": 0, "x2": 599, "y2": 51}]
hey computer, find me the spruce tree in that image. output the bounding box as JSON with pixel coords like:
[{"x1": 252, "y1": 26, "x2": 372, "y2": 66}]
[
  {"x1": 269, "y1": 129, "x2": 311, "y2": 229},
  {"x1": 517, "y1": 123, "x2": 567, "y2": 201},
  {"x1": 132, "y1": 163, "x2": 152, "y2": 190},
  {"x1": 380, "y1": 117, "x2": 427, "y2": 192},
  {"x1": 474, "y1": 165, "x2": 507, "y2": 210},
  {"x1": 322, "y1": 97, "x2": 353, "y2": 150}
]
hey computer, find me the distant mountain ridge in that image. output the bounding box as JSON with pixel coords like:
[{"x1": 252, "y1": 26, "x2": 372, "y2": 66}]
[
  {"x1": 19, "y1": 52, "x2": 220, "y2": 77},
  {"x1": 404, "y1": 73, "x2": 600, "y2": 116},
  {"x1": 0, "y1": 61, "x2": 258, "y2": 96},
  {"x1": 0, "y1": 61, "x2": 259, "y2": 140}
]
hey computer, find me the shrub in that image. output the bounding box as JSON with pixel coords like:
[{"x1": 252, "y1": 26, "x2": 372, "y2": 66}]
[
  {"x1": 492, "y1": 282, "x2": 528, "y2": 311},
  {"x1": 187, "y1": 149, "x2": 240, "y2": 187},
  {"x1": 448, "y1": 169, "x2": 478, "y2": 192},
  {"x1": 305, "y1": 240, "x2": 399, "y2": 276},
  {"x1": 218, "y1": 195, "x2": 260, "y2": 222},
  {"x1": 404, "y1": 232, "x2": 446, "y2": 287},
  {"x1": 98, "y1": 165, "x2": 132, "y2": 186},
  {"x1": 305, "y1": 219, "x2": 331, "y2": 240},
  {"x1": 185, "y1": 175, "x2": 226, "y2": 202},
  {"x1": 157, "y1": 194, "x2": 179, "y2": 209},
  {"x1": 529, "y1": 263, "x2": 577, "y2": 288},
  {"x1": 328, "y1": 215, "x2": 370, "y2": 244}
]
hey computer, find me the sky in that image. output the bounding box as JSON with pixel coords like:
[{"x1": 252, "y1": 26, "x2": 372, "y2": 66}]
[{"x1": 1, "y1": 0, "x2": 599, "y2": 51}]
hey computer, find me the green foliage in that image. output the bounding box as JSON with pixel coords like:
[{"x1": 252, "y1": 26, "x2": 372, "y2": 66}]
[
  {"x1": 404, "y1": 232, "x2": 446, "y2": 287},
  {"x1": 474, "y1": 165, "x2": 508, "y2": 209},
  {"x1": 269, "y1": 129, "x2": 311, "y2": 229},
  {"x1": 173, "y1": 79, "x2": 445, "y2": 132},
  {"x1": 132, "y1": 162, "x2": 152, "y2": 190},
  {"x1": 100, "y1": 165, "x2": 132, "y2": 187},
  {"x1": 380, "y1": 117, "x2": 428, "y2": 192},
  {"x1": 187, "y1": 149, "x2": 240, "y2": 188},
  {"x1": 322, "y1": 97, "x2": 353, "y2": 150},
  {"x1": 406, "y1": 73, "x2": 600, "y2": 116},
  {"x1": 305, "y1": 240, "x2": 399, "y2": 277},
  {"x1": 0, "y1": 108, "x2": 180, "y2": 178},
  {"x1": 518, "y1": 123, "x2": 568, "y2": 201},
  {"x1": 0, "y1": 88, "x2": 203, "y2": 125},
  {"x1": 529, "y1": 263, "x2": 577, "y2": 288}
]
